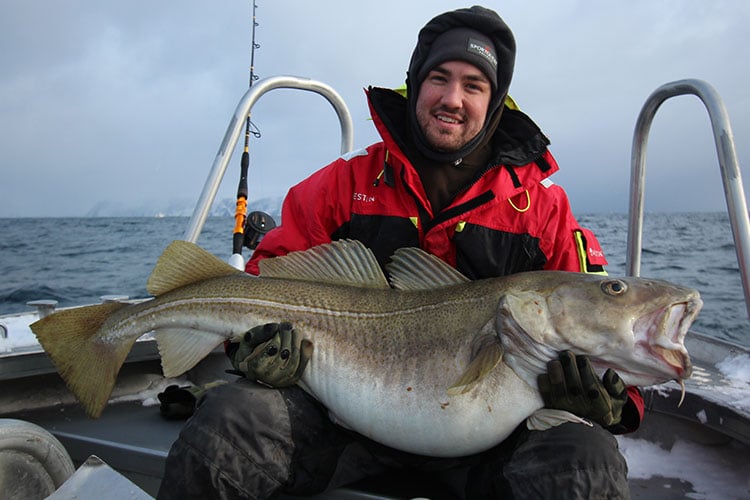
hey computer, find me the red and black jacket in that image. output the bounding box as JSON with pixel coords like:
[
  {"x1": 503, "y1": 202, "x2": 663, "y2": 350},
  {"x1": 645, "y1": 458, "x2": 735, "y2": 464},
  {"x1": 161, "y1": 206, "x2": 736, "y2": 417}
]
[{"x1": 246, "y1": 87, "x2": 644, "y2": 432}]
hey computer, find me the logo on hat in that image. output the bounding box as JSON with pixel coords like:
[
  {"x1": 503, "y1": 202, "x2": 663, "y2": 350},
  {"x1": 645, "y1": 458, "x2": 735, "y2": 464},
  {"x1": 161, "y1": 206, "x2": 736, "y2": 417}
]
[{"x1": 467, "y1": 38, "x2": 498, "y2": 70}]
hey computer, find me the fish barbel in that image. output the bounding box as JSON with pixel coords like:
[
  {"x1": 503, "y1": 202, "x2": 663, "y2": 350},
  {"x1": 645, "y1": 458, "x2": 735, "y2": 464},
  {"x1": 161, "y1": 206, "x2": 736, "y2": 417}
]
[{"x1": 31, "y1": 239, "x2": 702, "y2": 457}]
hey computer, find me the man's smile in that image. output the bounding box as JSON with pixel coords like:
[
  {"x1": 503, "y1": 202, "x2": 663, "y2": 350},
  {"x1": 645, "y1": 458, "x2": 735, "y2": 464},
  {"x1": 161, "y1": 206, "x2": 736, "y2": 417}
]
[{"x1": 435, "y1": 112, "x2": 463, "y2": 125}]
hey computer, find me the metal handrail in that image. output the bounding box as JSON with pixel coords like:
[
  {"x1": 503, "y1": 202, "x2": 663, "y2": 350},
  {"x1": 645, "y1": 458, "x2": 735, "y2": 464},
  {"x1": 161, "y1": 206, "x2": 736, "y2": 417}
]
[
  {"x1": 626, "y1": 78, "x2": 750, "y2": 319},
  {"x1": 183, "y1": 76, "x2": 355, "y2": 243}
]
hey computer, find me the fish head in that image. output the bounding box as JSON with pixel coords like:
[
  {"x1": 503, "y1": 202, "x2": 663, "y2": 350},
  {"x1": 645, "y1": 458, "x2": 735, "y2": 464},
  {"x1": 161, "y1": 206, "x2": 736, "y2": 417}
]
[{"x1": 498, "y1": 271, "x2": 702, "y2": 387}]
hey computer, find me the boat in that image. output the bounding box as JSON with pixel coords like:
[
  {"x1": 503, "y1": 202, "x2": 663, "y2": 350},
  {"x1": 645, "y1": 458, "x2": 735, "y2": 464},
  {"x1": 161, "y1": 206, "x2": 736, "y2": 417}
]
[{"x1": 1, "y1": 76, "x2": 748, "y2": 499}]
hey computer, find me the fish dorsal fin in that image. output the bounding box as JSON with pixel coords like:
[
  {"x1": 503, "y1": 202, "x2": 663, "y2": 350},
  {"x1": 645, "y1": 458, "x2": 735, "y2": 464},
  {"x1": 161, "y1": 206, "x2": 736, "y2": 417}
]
[
  {"x1": 147, "y1": 240, "x2": 244, "y2": 296},
  {"x1": 386, "y1": 247, "x2": 470, "y2": 291},
  {"x1": 258, "y1": 239, "x2": 391, "y2": 289}
]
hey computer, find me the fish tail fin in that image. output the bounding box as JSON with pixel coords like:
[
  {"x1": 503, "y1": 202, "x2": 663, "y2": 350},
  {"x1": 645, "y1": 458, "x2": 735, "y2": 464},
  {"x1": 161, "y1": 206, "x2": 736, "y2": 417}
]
[{"x1": 30, "y1": 302, "x2": 134, "y2": 418}]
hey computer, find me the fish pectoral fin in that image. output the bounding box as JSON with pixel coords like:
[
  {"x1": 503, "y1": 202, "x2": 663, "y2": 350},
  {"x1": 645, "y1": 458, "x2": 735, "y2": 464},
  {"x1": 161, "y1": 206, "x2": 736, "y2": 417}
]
[
  {"x1": 155, "y1": 328, "x2": 227, "y2": 377},
  {"x1": 447, "y1": 340, "x2": 504, "y2": 396}
]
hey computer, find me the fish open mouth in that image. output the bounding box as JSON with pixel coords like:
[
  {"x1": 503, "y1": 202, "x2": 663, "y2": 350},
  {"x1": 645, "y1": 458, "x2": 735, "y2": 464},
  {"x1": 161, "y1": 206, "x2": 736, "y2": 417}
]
[
  {"x1": 634, "y1": 297, "x2": 701, "y2": 381},
  {"x1": 652, "y1": 344, "x2": 691, "y2": 376}
]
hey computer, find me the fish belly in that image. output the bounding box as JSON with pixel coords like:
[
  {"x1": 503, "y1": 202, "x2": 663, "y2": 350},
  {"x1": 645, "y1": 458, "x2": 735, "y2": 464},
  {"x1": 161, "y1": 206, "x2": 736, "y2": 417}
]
[{"x1": 301, "y1": 349, "x2": 543, "y2": 457}]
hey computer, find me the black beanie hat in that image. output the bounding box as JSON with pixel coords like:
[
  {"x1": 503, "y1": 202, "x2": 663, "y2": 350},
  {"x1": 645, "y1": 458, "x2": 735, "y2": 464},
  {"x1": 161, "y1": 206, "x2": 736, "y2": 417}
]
[
  {"x1": 417, "y1": 27, "x2": 499, "y2": 92},
  {"x1": 406, "y1": 6, "x2": 516, "y2": 164}
]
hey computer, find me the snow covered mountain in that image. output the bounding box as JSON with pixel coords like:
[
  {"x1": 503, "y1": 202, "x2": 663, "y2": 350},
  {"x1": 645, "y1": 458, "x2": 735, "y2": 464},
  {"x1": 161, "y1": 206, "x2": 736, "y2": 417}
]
[{"x1": 85, "y1": 196, "x2": 283, "y2": 219}]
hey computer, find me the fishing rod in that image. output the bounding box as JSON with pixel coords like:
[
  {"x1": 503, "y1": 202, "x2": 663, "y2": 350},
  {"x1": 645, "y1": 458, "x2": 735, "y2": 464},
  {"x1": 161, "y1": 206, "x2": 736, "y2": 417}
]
[{"x1": 229, "y1": 1, "x2": 262, "y2": 269}]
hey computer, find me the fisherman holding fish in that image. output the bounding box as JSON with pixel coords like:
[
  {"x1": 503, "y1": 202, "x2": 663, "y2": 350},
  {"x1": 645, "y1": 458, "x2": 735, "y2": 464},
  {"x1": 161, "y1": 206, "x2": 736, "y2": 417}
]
[{"x1": 159, "y1": 6, "x2": 644, "y2": 499}]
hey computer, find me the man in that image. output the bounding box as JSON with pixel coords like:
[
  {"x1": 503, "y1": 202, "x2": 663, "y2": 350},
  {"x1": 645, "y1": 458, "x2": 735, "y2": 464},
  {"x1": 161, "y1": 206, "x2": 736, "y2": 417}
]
[{"x1": 159, "y1": 6, "x2": 642, "y2": 499}]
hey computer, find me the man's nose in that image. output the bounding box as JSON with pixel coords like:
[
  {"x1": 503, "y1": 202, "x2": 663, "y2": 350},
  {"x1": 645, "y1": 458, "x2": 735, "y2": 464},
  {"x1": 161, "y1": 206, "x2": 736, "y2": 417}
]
[{"x1": 440, "y1": 82, "x2": 463, "y2": 108}]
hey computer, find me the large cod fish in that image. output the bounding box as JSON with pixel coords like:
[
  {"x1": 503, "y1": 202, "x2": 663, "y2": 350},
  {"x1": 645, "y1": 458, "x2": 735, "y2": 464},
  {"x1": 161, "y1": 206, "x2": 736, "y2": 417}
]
[{"x1": 31, "y1": 239, "x2": 701, "y2": 457}]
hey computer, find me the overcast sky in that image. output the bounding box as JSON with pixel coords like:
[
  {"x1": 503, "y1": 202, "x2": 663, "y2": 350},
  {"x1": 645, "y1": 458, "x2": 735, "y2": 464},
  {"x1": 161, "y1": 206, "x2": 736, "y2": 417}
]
[{"x1": 1, "y1": 0, "x2": 748, "y2": 218}]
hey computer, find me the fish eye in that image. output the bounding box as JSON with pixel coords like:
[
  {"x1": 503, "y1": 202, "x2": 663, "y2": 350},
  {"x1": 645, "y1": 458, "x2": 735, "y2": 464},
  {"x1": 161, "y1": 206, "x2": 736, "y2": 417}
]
[{"x1": 601, "y1": 279, "x2": 627, "y2": 296}]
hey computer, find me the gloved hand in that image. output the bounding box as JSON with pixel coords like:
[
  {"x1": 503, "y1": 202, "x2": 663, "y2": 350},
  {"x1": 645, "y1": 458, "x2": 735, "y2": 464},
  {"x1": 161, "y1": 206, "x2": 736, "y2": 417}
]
[
  {"x1": 157, "y1": 381, "x2": 226, "y2": 419},
  {"x1": 228, "y1": 322, "x2": 312, "y2": 387},
  {"x1": 537, "y1": 350, "x2": 628, "y2": 427}
]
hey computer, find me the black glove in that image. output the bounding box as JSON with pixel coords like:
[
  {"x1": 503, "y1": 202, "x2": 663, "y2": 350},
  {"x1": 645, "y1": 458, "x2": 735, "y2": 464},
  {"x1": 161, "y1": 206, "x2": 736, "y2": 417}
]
[
  {"x1": 157, "y1": 382, "x2": 226, "y2": 419},
  {"x1": 537, "y1": 350, "x2": 627, "y2": 427},
  {"x1": 228, "y1": 322, "x2": 312, "y2": 387}
]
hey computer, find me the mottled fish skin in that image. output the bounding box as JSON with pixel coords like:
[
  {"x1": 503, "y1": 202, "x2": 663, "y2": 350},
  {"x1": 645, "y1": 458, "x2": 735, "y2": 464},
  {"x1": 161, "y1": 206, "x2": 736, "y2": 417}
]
[{"x1": 31, "y1": 240, "x2": 701, "y2": 457}]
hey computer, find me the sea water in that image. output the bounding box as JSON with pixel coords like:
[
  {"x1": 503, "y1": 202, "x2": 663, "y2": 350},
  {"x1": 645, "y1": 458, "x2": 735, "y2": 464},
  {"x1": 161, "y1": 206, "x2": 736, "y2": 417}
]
[{"x1": 0, "y1": 213, "x2": 747, "y2": 347}]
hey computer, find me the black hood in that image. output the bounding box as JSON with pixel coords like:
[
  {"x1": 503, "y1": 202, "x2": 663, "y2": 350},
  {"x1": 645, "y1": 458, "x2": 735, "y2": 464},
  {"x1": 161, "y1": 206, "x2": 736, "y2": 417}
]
[{"x1": 406, "y1": 6, "x2": 516, "y2": 164}]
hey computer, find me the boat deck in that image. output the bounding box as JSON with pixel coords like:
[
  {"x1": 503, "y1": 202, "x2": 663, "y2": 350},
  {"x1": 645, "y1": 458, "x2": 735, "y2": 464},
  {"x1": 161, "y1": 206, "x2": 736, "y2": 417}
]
[{"x1": 7, "y1": 399, "x2": 749, "y2": 499}]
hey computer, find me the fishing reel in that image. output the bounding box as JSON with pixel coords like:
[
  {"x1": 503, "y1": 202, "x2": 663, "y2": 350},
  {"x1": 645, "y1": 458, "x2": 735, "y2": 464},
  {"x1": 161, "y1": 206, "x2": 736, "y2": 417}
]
[{"x1": 243, "y1": 210, "x2": 277, "y2": 250}]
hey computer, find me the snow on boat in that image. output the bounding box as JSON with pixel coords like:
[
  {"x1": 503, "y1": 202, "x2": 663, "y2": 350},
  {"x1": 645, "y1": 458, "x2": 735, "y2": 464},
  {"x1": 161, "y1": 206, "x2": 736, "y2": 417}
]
[{"x1": 1, "y1": 77, "x2": 749, "y2": 499}]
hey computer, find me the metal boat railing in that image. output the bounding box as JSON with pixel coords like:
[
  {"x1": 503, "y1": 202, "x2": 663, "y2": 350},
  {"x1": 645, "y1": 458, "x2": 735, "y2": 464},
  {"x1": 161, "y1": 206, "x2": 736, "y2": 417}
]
[
  {"x1": 182, "y1": 76, "x2": 355, "y2": 244},
  {"x1": 626, "y1": 79, "x2": 750, "y2": 321}
]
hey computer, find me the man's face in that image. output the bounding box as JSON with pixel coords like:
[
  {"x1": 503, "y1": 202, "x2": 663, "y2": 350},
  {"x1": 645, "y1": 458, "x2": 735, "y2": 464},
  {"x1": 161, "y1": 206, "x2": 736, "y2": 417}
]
[{"x1": 415, "y1": 60, "x2": 492, "y2": 153}]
